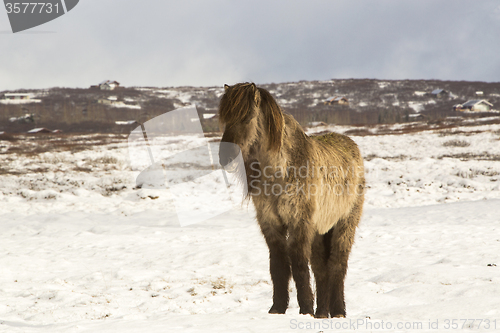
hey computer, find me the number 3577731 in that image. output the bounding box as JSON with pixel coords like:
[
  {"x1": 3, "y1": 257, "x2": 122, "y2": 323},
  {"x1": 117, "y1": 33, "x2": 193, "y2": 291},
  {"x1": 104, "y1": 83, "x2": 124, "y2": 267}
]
[{"x1": 5, "y1": 2, "x2": 60, "y2": 14}]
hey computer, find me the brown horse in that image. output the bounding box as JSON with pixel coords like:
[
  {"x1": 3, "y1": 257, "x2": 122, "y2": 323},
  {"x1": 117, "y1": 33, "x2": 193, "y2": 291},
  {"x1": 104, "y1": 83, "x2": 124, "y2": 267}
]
[{"x1": 218, "y1": 82, "x2": 365, "y2": 318}]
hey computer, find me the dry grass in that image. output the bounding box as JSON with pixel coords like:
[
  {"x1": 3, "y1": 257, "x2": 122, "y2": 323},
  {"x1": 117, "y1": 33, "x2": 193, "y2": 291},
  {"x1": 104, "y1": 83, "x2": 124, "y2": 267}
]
[
  {"x1": 315, "y1": 123, "x2": 476, "y2": 138},
  {"x1": 438, "y1": 153, "x2": 500, "y2": 161},
  {"x1": 210, "y1": 277, "x2": 233, "y2": 295},
  {"x1": 456, "y1": 168, "x2": 499, "y2": 179},
  {"x1": 29, "y1": 167, "x2": 50, "y2": 173},
  {"x1": 330, "y1": 117, "x2": 500, "y2": 137},
  {"x1": 0, "y1": 133, "x2": 126, "y2": 175},
  {"x1": 211, "y1": 277, "x2": 228, "y2": 290},
  {"x1": 364, "y1": 154, "x2": 410, "y2": 161},
  {"x1": 0, "y1": 167, "x2": 21, "y2": 175},
  {"x1": 102, "y1": 184, "x2": 127, "y2": 196},
  {"x1": 343, "y1": 128, "x2": 373, "y2": 136},
  {"x1": 493, "y1": 129, "x2": 500, "y2": 140},
  {"x1": 0, "y1": 133, "x2": 19, "y2": 141},
  {"x1": 0, "y1": 133, "x2": 127, "y2": 156},
  {"x1": 73, "y1": 166, "x2": 92, "y2": 172},
  {"x1": 39, "y1": 155, "x2": 67, "y2": 164},
  {"x1": 87, "y1": 156, "x2": 119, "y2": 164},
  {"x1": 438, "y1": 130, "x2": 484, "y2": 137},
  {"x1": 442, "y1": 139, "x2": 471, "y2": 147}
]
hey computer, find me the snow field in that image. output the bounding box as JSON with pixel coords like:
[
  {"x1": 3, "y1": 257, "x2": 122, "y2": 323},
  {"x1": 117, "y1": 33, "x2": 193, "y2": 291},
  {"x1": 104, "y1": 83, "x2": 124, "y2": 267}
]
[{"x1": 1, "y1": 122, "x2": 499, "y2": 331}]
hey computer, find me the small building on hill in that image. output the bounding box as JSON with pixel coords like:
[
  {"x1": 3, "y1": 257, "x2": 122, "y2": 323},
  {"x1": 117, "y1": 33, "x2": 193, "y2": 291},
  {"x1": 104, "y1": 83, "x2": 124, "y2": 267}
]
[
  {"x1": 455, "y1": 100, "x2": 493, "y2": 112},
  {"x1": 1, "y1": 93, "x2": 40, "y2": 105},
  {"x1": 430, "y1": 89, "x2": 449, "y2": 98},
  {"x1": 1, "y1": 93, "x2": 30, "y2": 100},
  {"x1": 90, "y1": 80, "x2": 120, "y2": 90},
  {"x1": 324, "y1": 96, "x2": 349, "y2": 105}
]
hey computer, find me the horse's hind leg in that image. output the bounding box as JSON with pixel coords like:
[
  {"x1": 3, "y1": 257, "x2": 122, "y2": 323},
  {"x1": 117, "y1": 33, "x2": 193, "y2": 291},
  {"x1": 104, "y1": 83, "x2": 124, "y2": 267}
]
[
  {"x1": 259, "y1": 221, "x2": 291, "y2": 314},
  {"x1": 288, "y1": 221, "x2": 315, "y2": 316},
  {"x1": 329, "y1": 200, "x2": 362, "y2": 318},
  {"x1": 311, "y1": 228, "x2": 333, "y2": 318}
]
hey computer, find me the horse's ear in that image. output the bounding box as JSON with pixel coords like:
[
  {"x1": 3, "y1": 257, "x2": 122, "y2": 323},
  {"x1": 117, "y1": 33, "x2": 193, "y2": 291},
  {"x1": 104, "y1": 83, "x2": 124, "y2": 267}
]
[
  {"x1": 254, "y1": 87, "x2": 261, "y2": 105},
  {"x1": 224, "y1": 84, "x2": 229, "y2": 91}
]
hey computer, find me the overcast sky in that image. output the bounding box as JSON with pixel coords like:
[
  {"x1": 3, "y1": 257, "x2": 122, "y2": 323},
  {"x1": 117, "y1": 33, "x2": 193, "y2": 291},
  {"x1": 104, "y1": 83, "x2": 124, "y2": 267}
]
[{"x1": 1, "y1": 0, "x2": 500, "y2": 91}]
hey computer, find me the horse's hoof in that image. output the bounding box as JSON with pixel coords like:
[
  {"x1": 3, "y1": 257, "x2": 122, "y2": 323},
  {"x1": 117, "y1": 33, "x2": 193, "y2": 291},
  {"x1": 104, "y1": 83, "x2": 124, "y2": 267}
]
[
  {"x1": 269, "y1": 305, "x2": 286, "y2": 314},
  {"x1": 330, "y1": 313, "x2": 346, "y2": 318},
  {"x1": 299, "y1": 308, "x2": 314, "y2": 316},
  {"x1": 314, "y1": 311, "x2": 329, "y2": 319}
]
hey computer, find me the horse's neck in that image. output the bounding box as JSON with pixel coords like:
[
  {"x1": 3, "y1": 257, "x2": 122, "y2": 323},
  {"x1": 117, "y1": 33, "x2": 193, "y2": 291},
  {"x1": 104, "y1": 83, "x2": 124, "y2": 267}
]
[
  {"x1": 250, "y1": 114, "x2": 307, "y2": 169},
  {"x1": 252, "y1": 129, "x2": 292, "y2": 170},
  {"x1": 256, "y1": 150, "x2": 282, "y2": 170}
]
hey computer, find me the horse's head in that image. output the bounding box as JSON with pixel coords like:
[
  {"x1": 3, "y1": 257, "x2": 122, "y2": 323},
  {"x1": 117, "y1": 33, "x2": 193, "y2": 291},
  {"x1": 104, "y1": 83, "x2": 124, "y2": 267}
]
[{"x1": 218, "y1": 83, "x2": 284, "y2": 170}]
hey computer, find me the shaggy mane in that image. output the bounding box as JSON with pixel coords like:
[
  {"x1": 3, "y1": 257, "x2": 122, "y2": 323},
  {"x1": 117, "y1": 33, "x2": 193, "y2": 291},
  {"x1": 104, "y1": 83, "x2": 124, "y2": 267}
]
[{"x1": 219, "y1": 82, "x2": 257, "y2": 125}]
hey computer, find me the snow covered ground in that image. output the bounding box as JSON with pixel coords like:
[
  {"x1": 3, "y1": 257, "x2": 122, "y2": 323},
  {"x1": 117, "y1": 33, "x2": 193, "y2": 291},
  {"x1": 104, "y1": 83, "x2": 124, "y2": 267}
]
[
  {"x1": 0, "y1": 99, "x2": 41, "y2": 105},
  {"x1": 1, "y1": 121, "x2": 499, "y2": 332}
]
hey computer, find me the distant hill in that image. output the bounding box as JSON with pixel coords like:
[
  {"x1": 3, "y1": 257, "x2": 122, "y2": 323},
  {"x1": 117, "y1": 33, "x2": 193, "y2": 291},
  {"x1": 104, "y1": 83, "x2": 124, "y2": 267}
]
[{"x1": 1, "y1": 79, "x2": 500, "y2": 134}]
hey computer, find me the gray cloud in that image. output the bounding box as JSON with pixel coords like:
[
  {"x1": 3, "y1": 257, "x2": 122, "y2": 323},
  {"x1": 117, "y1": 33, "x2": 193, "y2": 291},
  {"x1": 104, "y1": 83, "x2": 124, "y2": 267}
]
[{"x1": 1, "y1": 0, "x2": 500, "y2": 91}]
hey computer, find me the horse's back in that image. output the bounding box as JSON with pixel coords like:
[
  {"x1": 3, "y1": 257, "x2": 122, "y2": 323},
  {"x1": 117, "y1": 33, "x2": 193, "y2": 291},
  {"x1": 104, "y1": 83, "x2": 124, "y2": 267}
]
[{"x1": 311, "y1": 132, "x2": 362, "y2": 162}]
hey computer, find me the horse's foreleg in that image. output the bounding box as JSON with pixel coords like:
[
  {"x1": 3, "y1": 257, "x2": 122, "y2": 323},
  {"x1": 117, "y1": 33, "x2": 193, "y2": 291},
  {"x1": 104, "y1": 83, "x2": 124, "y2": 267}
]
[
  {"x1": 311, "y1": 229, "x2": 333, "y2": 318},
  {"x1": 288, "y1": 222, "x2": 314, "y2": 316},
  {"x1": 260, "y1": 222, "x2": 290, "y2": 314}
]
